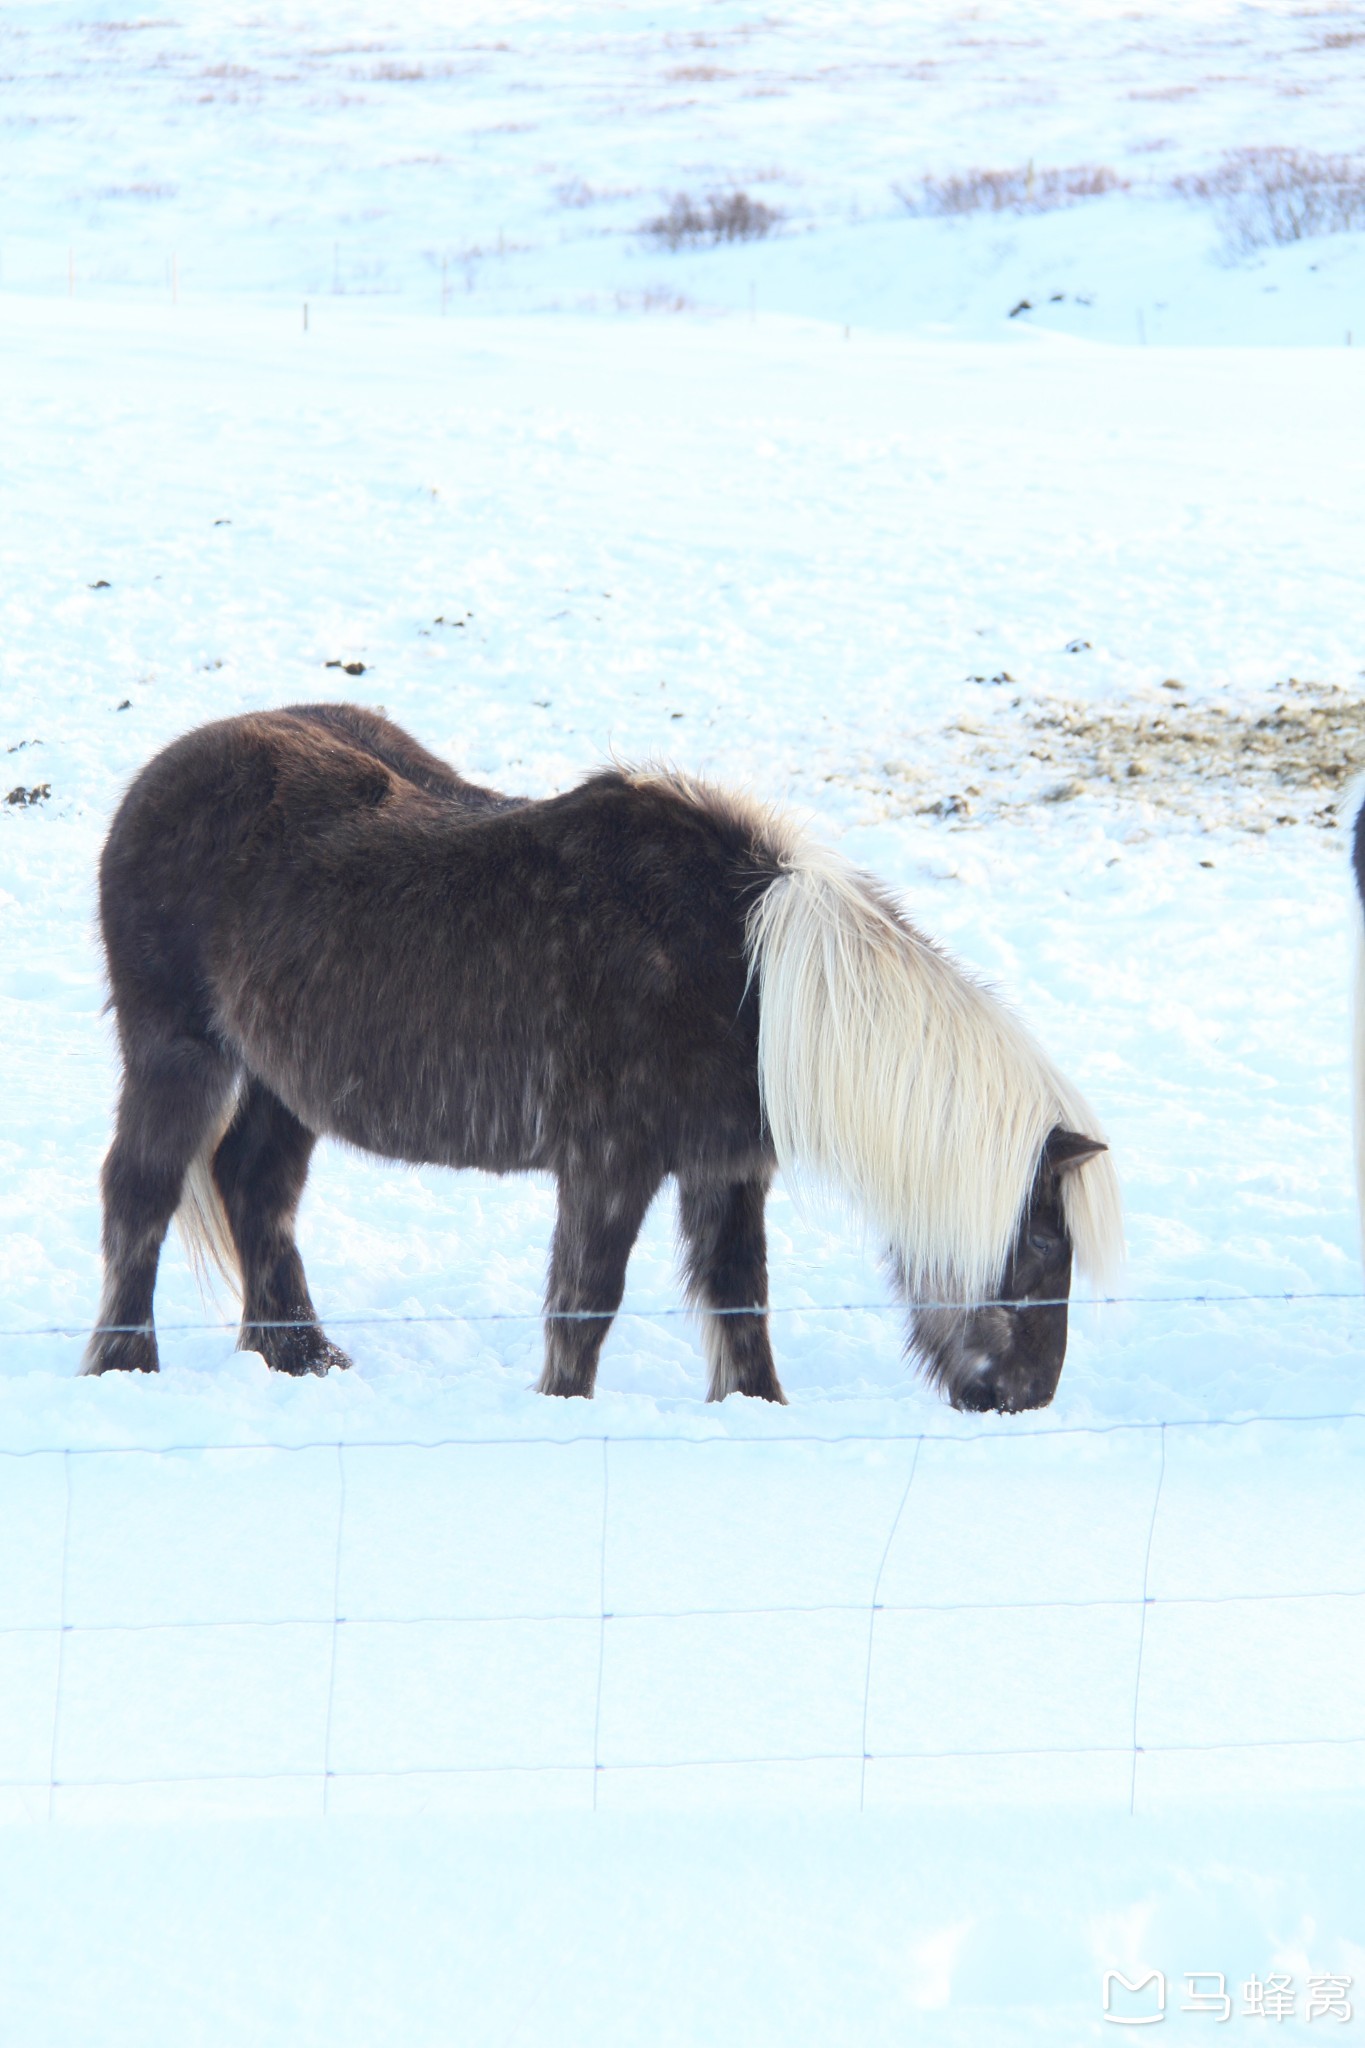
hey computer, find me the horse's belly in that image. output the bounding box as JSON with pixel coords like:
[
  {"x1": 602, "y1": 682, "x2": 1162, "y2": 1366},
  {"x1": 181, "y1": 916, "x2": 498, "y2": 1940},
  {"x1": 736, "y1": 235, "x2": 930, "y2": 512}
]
[
  {"x1": 215, "y1": 951, "x2": 758, "y2": 1182},
  {"x1": 325, "y1": 1094, "x2": 551, "y2": 1175},
  {"x1": 248, "y1": 1041, "x2": 555, "y2": 1176}
]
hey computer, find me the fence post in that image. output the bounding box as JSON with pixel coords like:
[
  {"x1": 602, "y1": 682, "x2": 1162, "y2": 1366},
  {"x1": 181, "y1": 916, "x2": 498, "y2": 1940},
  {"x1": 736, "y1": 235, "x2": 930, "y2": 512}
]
[
  {"x1": 47, "y1": 1449, "x2": 73, "y2": 1821},
  {"x1": 859, "y1": 1437, "x2": 922, "y2": 1811},
  {"x1": 591, "y1": 1436, "x2": 610, "y2": 1809},
  {"x1": 1128, "y1": 1422, "x2": 1167, "y2": 1815},
  {"x1": 322, "y1": 1441, "x2": 347, "y2": 1815}
]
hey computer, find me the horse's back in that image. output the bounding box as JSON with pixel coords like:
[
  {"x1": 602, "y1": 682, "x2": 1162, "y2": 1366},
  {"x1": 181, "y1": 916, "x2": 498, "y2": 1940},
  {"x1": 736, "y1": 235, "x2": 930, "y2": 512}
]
[
  {"x1": 277, "y1": 703, "x2": 516, "y2": 812},
  {"x1": 99, "y1": 713, "x2": 775, "y2": 1176}
]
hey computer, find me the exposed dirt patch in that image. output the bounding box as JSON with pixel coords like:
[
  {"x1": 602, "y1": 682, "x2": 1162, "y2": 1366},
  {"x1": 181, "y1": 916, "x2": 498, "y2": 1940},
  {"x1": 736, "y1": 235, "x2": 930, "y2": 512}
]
[{"x1": 836, "y1": 676, "x2": 1365, "y2": 835}]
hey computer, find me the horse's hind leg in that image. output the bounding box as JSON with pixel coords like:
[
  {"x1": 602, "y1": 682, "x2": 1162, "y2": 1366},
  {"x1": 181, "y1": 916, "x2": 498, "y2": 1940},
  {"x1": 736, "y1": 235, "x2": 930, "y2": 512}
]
[
  {"x1": 211, "y1": 1079, "x2": 350, "y2": 1376},
  {"x1": 537, "y1": 1168, "x2": 660, "y2": 1398},
  {"x1": 84, "y1": 1038, "x2": 236, "y2": 1375},
  {"x1": 677, "y1": 1173, "x2": 785, "y2": 1403}
]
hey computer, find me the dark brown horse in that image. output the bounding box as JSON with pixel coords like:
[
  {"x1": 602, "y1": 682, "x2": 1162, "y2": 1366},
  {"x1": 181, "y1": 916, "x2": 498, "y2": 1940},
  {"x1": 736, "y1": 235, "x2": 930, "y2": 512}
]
[{"x1": 85, "y1": 706, "x2": 1122, "y2": 1409}]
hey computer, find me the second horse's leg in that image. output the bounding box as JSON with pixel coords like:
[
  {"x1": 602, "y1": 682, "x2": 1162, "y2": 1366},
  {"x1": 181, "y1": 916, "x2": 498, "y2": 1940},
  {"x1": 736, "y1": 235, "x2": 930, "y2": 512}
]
[
  {"x1": 211, "y1": 1078, "x2": 350, "y2": 1376},
  {"x1": 677, "y1": 1173, "x2": 785, "y2": 1403},
  {"x1": 538, "y1": 1169, "x2": 659, "y2": 1398}
]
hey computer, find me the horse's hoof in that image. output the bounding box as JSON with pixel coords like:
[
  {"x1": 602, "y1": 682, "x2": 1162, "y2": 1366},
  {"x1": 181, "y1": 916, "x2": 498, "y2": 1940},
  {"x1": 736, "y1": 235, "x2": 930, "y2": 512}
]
[
  {"x1": 280, "y1": 1341, "x2": 351, "y2": 1377},
  {"x1": 246, "y1": 1328, "x2": 353, "y2": 1376},
  {"x1": 81, "y1": 1335, "x2": 160, "y2": 1376}
]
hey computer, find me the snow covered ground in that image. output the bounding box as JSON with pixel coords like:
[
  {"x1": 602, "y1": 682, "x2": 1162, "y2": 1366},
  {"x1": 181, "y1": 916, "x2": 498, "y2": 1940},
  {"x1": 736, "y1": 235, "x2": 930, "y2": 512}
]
[
  {"x1": 6, "y1": 0, "x2": 1365, "y2": 341},
  {"x1": 3, "y1": 2, "x2": 1365, "y2": 2040}
]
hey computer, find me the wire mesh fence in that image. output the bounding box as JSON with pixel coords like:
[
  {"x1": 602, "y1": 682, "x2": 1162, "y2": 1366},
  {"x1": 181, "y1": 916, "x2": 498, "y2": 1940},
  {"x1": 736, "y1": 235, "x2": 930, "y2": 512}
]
[
  {"x1": 1, "y1": 1384, "x2": 1362, "y2": 1821},
  {"x1": 8, "y1": 1286, "x2": 1365, "y2": 1343}
]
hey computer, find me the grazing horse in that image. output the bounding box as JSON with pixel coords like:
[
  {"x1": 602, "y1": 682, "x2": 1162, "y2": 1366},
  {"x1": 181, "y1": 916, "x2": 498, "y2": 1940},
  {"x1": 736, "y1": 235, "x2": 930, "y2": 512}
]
[{"x1": 85, "y1": 705, "x2": 1122, "y2": 1411}]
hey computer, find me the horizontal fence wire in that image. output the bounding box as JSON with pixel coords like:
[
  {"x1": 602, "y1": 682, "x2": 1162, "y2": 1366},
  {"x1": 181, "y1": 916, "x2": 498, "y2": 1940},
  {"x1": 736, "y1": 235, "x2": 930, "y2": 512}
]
[
  {"x1": 13, "y1": 1729, "x2": 1365, "y2": 1792},
  {"x1": 7, "y1": 1584, "x2": 1365, "y2": 1638},
  {"x1": 1, "y1": 1413, "x2": 1363, "y2": 1459},
  {"x1": 7, "y1": 1288, "x2": 1365, "y2": 1343},
  {"x1": 17, "y1": 1740, "x2": 1365, "y2": 1801},
  {"x1": 0, "y1": 1415, "x2": 1359, "y2": 1817}
]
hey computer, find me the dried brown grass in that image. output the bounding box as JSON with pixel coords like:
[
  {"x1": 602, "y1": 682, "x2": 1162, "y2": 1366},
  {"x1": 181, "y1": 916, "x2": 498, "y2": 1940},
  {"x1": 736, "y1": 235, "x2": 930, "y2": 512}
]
[
  {"x1": 1176, "y1": 147, "x2": 1365, "y2": 251},
  {"x1": 898, "y1": 163, "x2": 1126, "y2": 217},
  {"x1": 645, "y1": 190, "x2": 780, "y2": 247},
  {"x1": 833, "y1": 677, "x2": 1365, "y2": 836}
]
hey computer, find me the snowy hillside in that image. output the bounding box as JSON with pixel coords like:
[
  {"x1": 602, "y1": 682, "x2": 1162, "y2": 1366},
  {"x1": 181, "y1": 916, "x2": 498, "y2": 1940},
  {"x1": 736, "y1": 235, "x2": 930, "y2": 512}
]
[
  {"x1": 5, "y1": 0, "x2": 1365, "y2": 340},
  {"x1": 2, "y1": 4, "x2": 1365, "y2": 2043}
]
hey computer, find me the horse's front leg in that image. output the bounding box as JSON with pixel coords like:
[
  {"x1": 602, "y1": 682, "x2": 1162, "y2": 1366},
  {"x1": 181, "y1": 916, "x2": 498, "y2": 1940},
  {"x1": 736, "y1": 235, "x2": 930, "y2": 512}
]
[
  {"x1": 677, "y1": 1171, "x2": 786, "y2": 1403},
  {"x1": 538, "y1": 1167, "x2": 660, "y2": 1398}
]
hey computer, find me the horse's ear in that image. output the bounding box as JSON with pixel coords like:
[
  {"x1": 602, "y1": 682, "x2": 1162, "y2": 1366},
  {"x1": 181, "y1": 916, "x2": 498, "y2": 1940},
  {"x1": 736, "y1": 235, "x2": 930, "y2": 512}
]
[{"x1": 1044, "y1": 1127, "x2": 1108, "y2": 1176}]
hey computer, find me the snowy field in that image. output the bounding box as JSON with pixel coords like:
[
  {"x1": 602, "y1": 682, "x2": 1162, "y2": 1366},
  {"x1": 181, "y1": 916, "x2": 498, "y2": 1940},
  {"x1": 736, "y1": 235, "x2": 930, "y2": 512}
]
[{"x1": 3, "y1": 2, "x2": 1365, "y2": 2040}]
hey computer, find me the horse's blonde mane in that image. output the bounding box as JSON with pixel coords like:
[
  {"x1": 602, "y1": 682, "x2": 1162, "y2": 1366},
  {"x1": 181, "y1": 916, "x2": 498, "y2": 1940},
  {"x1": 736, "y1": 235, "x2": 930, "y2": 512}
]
[
  {"x1": 635, "y1": 770, "x2": 1121, "y2": 1303},
  {"x1": 745, "y1": 830, "x2": 1122, "y2": 1301}
]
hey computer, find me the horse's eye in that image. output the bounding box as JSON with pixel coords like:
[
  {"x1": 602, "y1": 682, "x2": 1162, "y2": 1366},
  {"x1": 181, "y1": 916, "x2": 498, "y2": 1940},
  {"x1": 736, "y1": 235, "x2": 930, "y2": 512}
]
[{"x1": 1027, "y1": 1228, "x2": 1062, "y2": 1256}]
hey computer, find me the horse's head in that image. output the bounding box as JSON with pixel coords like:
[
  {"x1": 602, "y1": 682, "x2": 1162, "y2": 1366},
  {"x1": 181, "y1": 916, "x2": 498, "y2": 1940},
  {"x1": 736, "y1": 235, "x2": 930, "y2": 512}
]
[{"x1": 909, "y1": 1127, "x2": 1108, "y2": 1414}]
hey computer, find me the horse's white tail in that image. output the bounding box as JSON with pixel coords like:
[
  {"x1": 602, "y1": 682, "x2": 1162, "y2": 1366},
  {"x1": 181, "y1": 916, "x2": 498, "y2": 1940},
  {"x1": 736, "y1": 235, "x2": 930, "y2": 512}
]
[
  {"x1": 1354, "y1": 927, "x2": 1365, "y2": 1264},
  {"x1": 176, "y1": 1111, "x2": 242, "y2": 1300},
  {"x1": 745, "y1": 837, "x2": 1124, "y2": 1303}
]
